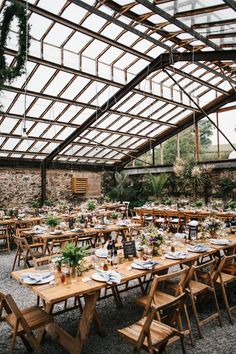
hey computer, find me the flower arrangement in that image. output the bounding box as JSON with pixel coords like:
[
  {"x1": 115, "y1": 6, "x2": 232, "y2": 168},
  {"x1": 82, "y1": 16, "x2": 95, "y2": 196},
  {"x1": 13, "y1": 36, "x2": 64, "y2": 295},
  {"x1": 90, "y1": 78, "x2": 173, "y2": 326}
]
[
  {"x1": 203, "y1": 217, "x2": 222, "y2": 234},
  {"x1": 141, "y1": 226, "x2": 165, "y2": 248}
]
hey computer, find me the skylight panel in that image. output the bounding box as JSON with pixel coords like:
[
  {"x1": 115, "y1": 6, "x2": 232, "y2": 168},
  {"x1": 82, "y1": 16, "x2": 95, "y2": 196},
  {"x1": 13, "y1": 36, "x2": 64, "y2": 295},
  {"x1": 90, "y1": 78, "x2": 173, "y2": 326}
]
[
  {"x1": 100, "y1": 23, "x2": 123, "y2": 39},
  {"x1": 26, "y1": 66, "x2": 56, "y2": 91},
  {"x1": 44, "y1": 72, "x2": 74, "y2": 96},
  {"x1": 0, "y1": 118, "x2": 18, "y2": 133},
  {"x1": 15, "y1": 140, "x2": 35, "y2": 152},
  {"x1": 56, "y1": 127, "x2": 75, "y2": 140},
  {"x1": 61, "y1": 76, "x2": 90, "y2": 100},
  {"x1": 44, "y1": 23, "x2": 73, "y2": 47},
  {"x1": 42, "y1": 126, "x2": 62, "y2": 139},
  {"x1": 29, "y1": 122, "x2": 49, "y2": 137},
  {"x1": 27, "y1": 98, "x2": 51, "y2": 117},
  {"x1": 99, "y1": 47, "x2": 124, "y2": 64},
  {"x1": 9, "y1": 95, "x2": 35, "y2": 115},
  {"x1": 38, "y1": 0, "x2": 65, "y2": 13},
  {"x1": 29, "y1": 14, "x2": 52, "y2": 40},
  {"x1": 63, "y1": 33, "x2": 90, "y2": 55},
  {"x1": 77, "y1": 81, "x2": 106, "y2": 103},
  {"x1": 62, "y1": 3, "x2": 88, "y2": 23},
  {"x1": 41, "y1": 143, "x2": 59, "y2": 154},
  {"x1": 0, "y1": 91, "x2": 18, "y2": 111},
  {"x1": 82, "y1": 13, "x2": 107, "y2": 32},
  {"x1": 82, "y1": 40, "x2": 108, "y2": 59},
  {"x1": 2, "y1": 138, "x2": 20, "y2": 150}
]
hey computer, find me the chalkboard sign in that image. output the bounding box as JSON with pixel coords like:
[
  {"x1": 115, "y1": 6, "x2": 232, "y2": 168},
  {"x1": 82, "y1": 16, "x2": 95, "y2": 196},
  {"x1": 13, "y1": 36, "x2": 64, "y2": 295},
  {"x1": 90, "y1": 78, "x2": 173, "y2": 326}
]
[
  {"x1": 123, "y1": 240, "x2": 136, "y2": 259},
  {"x1": 188, "y1": 225, "x2": 198, "y2": 240}
]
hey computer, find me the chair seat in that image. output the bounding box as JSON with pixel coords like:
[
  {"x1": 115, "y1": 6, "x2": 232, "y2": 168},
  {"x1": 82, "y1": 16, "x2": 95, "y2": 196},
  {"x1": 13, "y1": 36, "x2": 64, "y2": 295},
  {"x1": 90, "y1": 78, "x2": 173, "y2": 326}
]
[
  {"x1": 156, "y1": 218, "x2": 165, "y2": 222},
  {"x1": 170, "y1": 218, "x2": 180, "y2": 223},
  {"x1": 189, "y1": 280, "x2": 210, "y2": 295},
  {"x1": 144, "y1": 216, "x2": 153, "y2": 221},
  {"x1": 136, "y1": 290, "x2": 176, "y2": 308},
  {"x1": 118, "y1": 317, "x2": 175, "y2": 348},
  {"x1": 222, "y1": 264, "x2": 236, "y2": 275},
  {"x1": 6, "y1": 306, "x2": 53, "y2": 333},
  {"x1": 29, "y1": 242, "x2": 44, "y2": 248},
  {"x1": 216, "y1": 272, "x2": 235, "y2": 284}
]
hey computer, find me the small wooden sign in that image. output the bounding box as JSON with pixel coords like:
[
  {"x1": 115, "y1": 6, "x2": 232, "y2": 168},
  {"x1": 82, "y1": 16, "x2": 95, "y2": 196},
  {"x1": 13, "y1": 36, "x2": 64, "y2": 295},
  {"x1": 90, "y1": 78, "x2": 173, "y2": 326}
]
[{"x1": 123, "y1": 240, "x2": 136, "y2": 259}]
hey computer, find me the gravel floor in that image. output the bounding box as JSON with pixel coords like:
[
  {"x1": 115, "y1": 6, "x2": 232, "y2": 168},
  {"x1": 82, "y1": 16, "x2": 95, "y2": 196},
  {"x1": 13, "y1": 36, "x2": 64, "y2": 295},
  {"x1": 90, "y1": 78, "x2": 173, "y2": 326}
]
[{"x1": 0, "y1": 251, "x2": 236, "y2": 354}]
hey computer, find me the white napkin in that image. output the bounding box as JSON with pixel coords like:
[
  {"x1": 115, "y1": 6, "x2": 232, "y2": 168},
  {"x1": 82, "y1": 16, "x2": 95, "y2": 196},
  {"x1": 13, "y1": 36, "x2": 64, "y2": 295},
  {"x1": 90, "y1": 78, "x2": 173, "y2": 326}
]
[
  {"x1": 187, "y1": 244, "x2": 209, "y2": 253},
  {"x1": 21, "y1": 272, "x2": 52, "y2": 283},
  {"x1": 133, "y1": 260, "x2": 159, "y2": 270},
  {"x1": 95, "y1": 270, "x2": 121, "y2": 284},
  {"x1": 95, "y1": 249, "x2": 108, "y2": 258},
  {"x1": 209, "y1": 239, "x2": 231, "y2": 245},
  {"x1": 165, "y1": 252, "x2": 188, "y2": 259}
]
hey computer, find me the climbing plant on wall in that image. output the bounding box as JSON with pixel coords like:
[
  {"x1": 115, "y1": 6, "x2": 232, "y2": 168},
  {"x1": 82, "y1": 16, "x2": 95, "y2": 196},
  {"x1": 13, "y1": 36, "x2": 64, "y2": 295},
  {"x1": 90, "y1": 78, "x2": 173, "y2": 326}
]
[{"x1": 0, "y1": 1, "x2": 30, "y2": 93}]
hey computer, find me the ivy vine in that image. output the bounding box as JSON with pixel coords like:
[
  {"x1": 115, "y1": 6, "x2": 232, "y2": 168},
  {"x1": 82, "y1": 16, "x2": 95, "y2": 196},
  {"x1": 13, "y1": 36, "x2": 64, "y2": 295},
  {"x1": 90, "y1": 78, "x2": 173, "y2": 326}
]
[{"x1": 0, "y1": 1, "x2": 30, "y2": 91}]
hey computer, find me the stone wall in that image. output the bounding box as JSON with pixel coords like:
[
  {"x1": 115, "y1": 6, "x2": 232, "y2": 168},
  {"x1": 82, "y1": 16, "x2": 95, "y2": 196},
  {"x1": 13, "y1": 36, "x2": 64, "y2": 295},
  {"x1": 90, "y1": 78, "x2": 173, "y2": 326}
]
[{"x1": 0, "y1": 168, "x2": 102, "y2": 208}]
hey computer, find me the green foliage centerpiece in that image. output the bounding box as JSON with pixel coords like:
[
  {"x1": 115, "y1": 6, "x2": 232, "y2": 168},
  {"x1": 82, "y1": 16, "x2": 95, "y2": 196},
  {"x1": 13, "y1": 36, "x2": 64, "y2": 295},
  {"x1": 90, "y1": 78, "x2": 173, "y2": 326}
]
[
  {"x1": 61, "y1": 243, "x2": 89, "y2": 281},
  {"x1": 87, "y1": 199, "x2": 96, "y2": 211},
  {"x1": 45, "y1": 214, "x2": 60, "y2": 229}
]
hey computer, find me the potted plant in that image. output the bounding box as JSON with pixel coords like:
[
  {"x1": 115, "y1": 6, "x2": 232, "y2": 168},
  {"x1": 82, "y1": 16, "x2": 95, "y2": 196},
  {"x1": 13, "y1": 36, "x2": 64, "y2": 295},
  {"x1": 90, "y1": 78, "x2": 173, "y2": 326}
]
[
  {"x1": 61, "y1": 243, "x2": 89, "y2": 282},
  {"x1": 87, "y1": 200, "x2": 96, "y2": 211},
  {"x1": 111, "y1": 211, "x2": 119, "y2": 219},
  {"x1": 195, "y1": 200, "x2": 203, "y2": 208},
  {"x1": 45, "y1": 214, "x2": 60, "y2": 230},
  {"x1": 30, "y1": 200, "x2": 40, "y2": 209}
]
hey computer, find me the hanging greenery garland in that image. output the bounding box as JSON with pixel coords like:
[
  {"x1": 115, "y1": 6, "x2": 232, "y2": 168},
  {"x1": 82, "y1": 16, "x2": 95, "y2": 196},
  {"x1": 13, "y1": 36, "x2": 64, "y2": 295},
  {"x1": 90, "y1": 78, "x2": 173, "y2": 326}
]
[{"x1": 0, "y1": 1, "x2": 30, "y2": 90}]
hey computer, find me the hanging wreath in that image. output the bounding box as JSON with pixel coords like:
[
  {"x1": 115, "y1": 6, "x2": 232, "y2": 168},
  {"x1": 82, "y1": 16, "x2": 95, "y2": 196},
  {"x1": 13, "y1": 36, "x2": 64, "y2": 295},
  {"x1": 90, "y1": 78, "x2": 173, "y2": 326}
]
[{"x1": 0, "y1": 1, "x2": 30, "y2": 89}]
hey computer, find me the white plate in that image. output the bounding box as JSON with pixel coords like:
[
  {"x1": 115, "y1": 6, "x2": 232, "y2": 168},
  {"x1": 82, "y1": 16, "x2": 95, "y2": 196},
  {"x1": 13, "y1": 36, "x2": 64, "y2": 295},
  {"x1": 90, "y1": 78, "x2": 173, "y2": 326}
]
[
  {"x1": 95, "y1": 249, "x2": 108, "y2": 258},
  {"x1": 49, "y1": 231, "x2": 63, "y2": 235},
  {"x1": 21, "y1": 274, "x2": 54, "y2": 285},
  {"x1": 186, "y1": 246, "x2": 209, "y2": 253},
  {"x1": 91, "y1": 272, "x2": 107, "y2": 282},
  {"x1": 165, "y1": 253, "x2": 187, "y2": 260},
  {"x1": 209, "y1": 239, "x2": 231, "y2": 245},
  {"x1": 131, "y1": 262, "x2": 157, "y2": 270}
]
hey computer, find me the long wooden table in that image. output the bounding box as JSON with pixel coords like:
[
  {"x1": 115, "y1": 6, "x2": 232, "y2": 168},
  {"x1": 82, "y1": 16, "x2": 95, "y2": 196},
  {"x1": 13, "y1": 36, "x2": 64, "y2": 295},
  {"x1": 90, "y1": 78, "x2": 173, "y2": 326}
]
[
  {"x1": 23, "y1": 223, "x2": 142, "y2": 252},
  {"x1": 11, "y1": 236, "x2": 236, "y2": 353}
]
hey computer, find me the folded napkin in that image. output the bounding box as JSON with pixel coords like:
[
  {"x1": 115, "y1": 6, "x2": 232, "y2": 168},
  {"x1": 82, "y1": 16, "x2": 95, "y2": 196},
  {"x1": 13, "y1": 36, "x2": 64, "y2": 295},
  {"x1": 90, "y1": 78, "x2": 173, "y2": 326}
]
[
  {"x1": 94, "y1": 270, "x2": 121, "y2": 284},
  {"x1": 165, "y1": 252, "x2": 188, "y2": 259},
  {"x1": 133, "y1": 260, "x2": 159, "y2": 270},
  {"x1": 187, "y1": 244, "x2": 209, "y2": 253},
  {"x1": 209, "y1": 239, "x2": 231, "y2": 245},
  {"x1": 21, "y1": 272, "x2": 52, "y2": 283},
  {"x1": 95, "y1": 249, "x2": 108, "y2": 258}
]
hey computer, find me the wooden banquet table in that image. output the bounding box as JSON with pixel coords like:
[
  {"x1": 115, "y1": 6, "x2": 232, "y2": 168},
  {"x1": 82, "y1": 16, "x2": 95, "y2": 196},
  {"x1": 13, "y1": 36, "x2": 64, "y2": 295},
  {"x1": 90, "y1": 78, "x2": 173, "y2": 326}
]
[
  {"x1": 23, "y1": 223, "x2": 142, "y2": 252},
  {"x1": 12, "y1": 235, "x2": 236, "y2": 354},
  {"x1": 134, "y1": 207, "x2": 236, "y2": 223}
]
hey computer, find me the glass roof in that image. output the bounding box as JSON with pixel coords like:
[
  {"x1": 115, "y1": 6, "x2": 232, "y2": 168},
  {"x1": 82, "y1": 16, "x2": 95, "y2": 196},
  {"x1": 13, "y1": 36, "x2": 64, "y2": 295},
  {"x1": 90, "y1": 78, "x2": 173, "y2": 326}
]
[{"x1": 0, "y1": 0, "x2": 235, "y2": 167}]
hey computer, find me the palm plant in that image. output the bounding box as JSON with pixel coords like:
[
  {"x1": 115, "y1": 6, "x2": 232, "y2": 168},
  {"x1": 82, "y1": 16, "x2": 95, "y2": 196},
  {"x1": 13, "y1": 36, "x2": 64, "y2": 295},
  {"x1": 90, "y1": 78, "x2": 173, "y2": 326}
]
[{"x1": 147, "y1": 173, "x2": 169, "y2": 201}]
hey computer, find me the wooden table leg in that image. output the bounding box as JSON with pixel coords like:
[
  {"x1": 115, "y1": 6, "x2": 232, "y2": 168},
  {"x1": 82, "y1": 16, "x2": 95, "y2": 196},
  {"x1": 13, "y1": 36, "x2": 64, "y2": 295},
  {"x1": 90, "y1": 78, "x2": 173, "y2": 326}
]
[
  {"x1": 75, "y1": 291, "x2": 100, "y2": 353},
  {"x1": 45, "y1": 291, "x2": 103, "y2": 354}
]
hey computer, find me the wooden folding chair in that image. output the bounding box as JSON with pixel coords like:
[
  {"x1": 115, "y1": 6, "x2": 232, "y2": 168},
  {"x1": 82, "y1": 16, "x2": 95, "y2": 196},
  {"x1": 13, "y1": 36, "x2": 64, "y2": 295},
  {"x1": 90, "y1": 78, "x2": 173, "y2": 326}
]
[
  {"x1": 0, "y1": 226, "x2": 10, "y2": 253},
  {"x1": 12, "y1": 236, "x2": 48, "y2": 271},
  {"x1": 0, "y1": 291, "x2": 53, "y2": 354},
  {"x1": 213, "y1": 254, "x2": 236, "y2": 323},
  {"x1": 186, "y1": 258, "x2": 222, "y2": 338},
  {"x1": 118, "y1": 293, "x2": 187, "y2": 354},
  {"x1": 48, "y1": 235, "x2": 78, "y2": 255},
  {"x1": 136, "y1": 267, "x2": 193, "y2": 346}
]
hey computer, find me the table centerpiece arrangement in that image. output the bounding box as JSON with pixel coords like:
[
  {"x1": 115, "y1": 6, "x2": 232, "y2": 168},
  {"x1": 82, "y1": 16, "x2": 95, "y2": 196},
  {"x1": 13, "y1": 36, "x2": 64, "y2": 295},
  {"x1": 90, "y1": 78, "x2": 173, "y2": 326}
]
[{"x1": 140, "y1": 226, "x2": 165, "y2": 256}]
